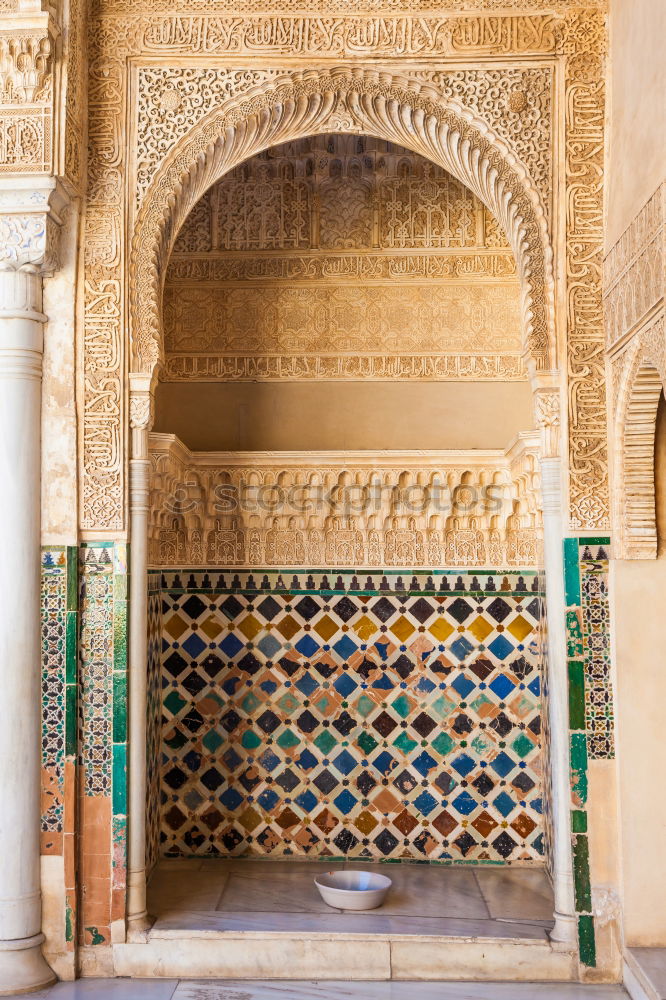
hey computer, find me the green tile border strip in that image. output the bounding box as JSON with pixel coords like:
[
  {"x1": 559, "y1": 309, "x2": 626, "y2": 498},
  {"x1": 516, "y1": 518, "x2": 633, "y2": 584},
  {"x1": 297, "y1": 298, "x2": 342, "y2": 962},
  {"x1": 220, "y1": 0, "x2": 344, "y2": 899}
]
[{"x1": 563, "y1": 536, "x2": 613, "y2": 969}]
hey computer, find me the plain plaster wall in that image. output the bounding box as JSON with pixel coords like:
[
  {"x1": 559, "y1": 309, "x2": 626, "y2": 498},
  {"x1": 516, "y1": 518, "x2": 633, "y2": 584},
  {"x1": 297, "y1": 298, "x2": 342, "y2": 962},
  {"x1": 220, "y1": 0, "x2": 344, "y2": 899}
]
[
  {"x1": 614, "y1": 393, "x2": 666, "y2": 945},
  {"x1": 606, "y1": 0, "x2": 665, "y2": 248},
  {"x1": 154, "y1": 380, "x2": 534, "y2": 452}
]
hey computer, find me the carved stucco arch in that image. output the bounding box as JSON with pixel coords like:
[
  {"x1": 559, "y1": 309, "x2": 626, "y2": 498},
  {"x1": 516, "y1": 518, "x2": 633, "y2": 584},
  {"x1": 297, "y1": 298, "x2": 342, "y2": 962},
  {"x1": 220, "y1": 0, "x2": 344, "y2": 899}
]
[
  {"x1": 614, "y1": 324, "x2": 666, "y2": 559},
  {"x1": 129, "y1": 67, "x2": 556, "y2": 383}
]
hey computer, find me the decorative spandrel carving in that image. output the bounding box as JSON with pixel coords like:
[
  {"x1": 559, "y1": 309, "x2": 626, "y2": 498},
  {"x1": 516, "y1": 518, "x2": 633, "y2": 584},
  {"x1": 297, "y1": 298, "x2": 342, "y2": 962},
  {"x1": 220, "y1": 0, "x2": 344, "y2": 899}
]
[{"x1": 606, "y1": 184, "x2": 666, "y2": 558}]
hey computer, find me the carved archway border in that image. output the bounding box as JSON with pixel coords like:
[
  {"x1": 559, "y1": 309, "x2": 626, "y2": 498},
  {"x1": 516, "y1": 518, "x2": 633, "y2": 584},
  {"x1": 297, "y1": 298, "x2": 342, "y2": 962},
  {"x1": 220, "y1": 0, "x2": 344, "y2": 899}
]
[
  {"x1": 612, "y1": 314, "x2": 666, "y2": 559},
  {"x1": 129, "y1": 67, "x2": 556, "y2": 381}
]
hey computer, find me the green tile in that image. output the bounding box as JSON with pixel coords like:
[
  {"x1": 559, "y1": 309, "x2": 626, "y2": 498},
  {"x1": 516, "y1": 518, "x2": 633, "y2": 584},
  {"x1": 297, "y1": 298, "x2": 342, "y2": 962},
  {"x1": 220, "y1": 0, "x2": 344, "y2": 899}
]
[
  {"x1": 432, "y1": 732, "x2": 455, "y2": 757},
  {"x1": 568, "y1": 661, "x2": 586, "y2": 730},
  {"x1": 276, "y1": 728, "x2": 300, "y2": 750},
  {"x1": 314, "y1": 730, "x2": 337, "y2": 755},
  {"x1": 578, "y1": 914, "x2": 596, "y2": 968},
  {"x1": 164, "y1": 690, "x2": 187, "y2": 716},
  {"x1": 563, "y1": 537, "x2": 581, "y2": 606},
  {"x1": 65, "y1": 683, "x2": 77, "y2": 757},
  {"x1": 393, "y1": 732, "x2": 418, "y2": 755},
  {"x1": 66, "y1": 612, "x2": 78, "y2": 684},
  {"x1": 570, "y1": 732, "x2": 588, "y2": 806},
  {"x1": 573, "y1": 834, "x2": 592, "y2": 912},
  {"x1": 113, "y1": 672, "x2": 127, "y2": 743},
  {"x1": 566, "y1": 611, "x2": 583, "y2": 658},
  {"x1": 511, "y1": 732, "x2": 534, "y2": 759},
  {"x1": 578, "y1": 536, "x2": 611, "y2": 548},
  {"x1": 357, "y1": 730, "x2": 378, "y2": 755},
  {"x1": 66, "y1": 546, "x2": 78, "y2": 611},
  {"x1": 241, "y1": 730, "x2": 261, "y2": 750},
  {"x1": 112, "y1": 743, "x2": 127, "y2": 815},
  {"x1": 572, "y1": 810, "x2": 588, "y2": 833},
  {"x1": 114, "y1": 574, "x2": 127, "y2": 601},
  {"x1": 113, "y1": 602, "x2": 127, "y2": 671}
]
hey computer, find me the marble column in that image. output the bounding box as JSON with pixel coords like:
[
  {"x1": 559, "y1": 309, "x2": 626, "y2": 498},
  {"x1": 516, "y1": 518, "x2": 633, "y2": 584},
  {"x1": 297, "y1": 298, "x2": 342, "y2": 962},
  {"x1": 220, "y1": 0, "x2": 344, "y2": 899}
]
[
  {"x1": 127, "y1": 381, "x2": 154, "y2": 935},
  {"x1": 0, "y1": 263, "x2": 56, "y2": 992},
  {"x1": 540, "y1": 455, "x2": 578, "y2": 950}
]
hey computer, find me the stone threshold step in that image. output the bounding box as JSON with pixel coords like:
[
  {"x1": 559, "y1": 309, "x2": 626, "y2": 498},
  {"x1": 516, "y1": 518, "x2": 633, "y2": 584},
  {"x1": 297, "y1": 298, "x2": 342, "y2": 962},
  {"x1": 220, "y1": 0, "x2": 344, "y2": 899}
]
[{"x1": 114, "y1": 934, "x2": 577, "y2": 982}]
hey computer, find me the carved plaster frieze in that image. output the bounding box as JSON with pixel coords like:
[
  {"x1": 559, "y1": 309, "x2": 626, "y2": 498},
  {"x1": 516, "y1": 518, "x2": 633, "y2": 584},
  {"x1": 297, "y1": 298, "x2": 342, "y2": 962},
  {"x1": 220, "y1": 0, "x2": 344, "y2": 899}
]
[
  {"x1": 98, "y1": 0, "x2": 606, "y2": 12},
  {"x1": 604, "y1": 182, "x2": 665, "y2": 353},
  {"x1": 0, "y1": 26, "x2": 51, "y2": 103},
  {"x1": 162, "y1": 353, "x2": 525, "y2": 383},
  {"x1": 0, "y1": 9, "x2": 57, "y2": 177},
  {"x1": 167, "y1": 251, "x2": 517, "y2": 284},
  {"x1": 148, "y1": 432, "x2": 542, "y2": 570}
]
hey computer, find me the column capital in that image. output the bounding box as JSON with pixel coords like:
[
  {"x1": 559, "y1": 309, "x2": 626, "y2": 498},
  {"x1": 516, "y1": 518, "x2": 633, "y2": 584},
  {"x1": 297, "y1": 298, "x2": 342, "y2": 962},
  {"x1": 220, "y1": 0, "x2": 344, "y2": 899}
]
[
  {"x1": 533, "y1": 385, "x2": 562, "y2": 459},
  {"x1": 0, "y1": 178, "x2": 68, "y2": 275},
  {"x1": 129, "y1": 371, "x2": 158, "y2": 432}
]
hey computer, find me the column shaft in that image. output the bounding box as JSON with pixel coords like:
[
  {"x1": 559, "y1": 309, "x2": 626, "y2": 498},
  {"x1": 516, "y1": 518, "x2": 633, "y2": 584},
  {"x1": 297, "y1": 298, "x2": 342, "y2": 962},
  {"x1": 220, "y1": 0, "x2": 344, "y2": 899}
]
[
  {"x1": 540, "y1": 456, "x2": 577, "y2": 950},
  {"x1": 0, "y1": 267, "x2": 55, "y2": 993},
  {"x1": 127, "y1": 429, "x2": 151, "y2": 934}
]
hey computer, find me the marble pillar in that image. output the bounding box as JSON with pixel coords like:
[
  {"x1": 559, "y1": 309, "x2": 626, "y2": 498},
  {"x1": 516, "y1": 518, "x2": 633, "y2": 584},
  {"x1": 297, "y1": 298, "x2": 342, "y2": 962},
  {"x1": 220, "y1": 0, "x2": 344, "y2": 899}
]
[
  {"x1": 0, "y1": 264, "x2": 56, "y2": 993},
  {"x1": 127, "y1": 382, "x2": 154, "y2": 935},
  {"x1": 541, "y1": 456, "x2": 578, "y2": 950}
]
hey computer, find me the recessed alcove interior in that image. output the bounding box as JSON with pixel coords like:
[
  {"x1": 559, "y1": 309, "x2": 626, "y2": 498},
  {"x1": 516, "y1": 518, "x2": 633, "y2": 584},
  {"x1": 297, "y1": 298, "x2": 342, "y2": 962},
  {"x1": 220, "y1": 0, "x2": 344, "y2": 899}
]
[{"x1": 146, "y1": 134, "x2": 553, "y2": 935}]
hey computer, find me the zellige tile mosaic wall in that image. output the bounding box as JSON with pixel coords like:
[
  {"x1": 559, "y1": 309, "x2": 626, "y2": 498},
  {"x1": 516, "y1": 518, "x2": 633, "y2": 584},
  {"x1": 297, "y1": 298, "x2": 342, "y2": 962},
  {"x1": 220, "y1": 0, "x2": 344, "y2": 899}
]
[
  {"x1": 564, "y1": 537, "x2": 612, "y2": 969},
  {"x1": 146, "y1": 573, "x2": 163, "y2": 876},
  {"x1": 41, "y1": 546, "x2": 78, "y2": 954},
  {"x1": 157, "y1": 569, "x2": 545, "y2": 864},
  {"x1": 78, "y1": 543, "x2": 128, "y2": 947}
]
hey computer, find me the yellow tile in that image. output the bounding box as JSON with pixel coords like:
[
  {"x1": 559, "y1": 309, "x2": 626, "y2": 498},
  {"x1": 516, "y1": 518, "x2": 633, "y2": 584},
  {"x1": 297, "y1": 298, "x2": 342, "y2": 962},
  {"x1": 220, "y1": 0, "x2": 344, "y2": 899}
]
[
  {"x1": 275, "y1": 614, "x2": 300, "y2": 640},
  {"x1": 390, "y1": 616, "x2": 415, "y2": 642},
  {"x1": 468, "y1": 616, "x2": 493, "y2": 642},
  {"x1": 164, "y1": 614, "x2": 188, "y2": 640},
  {"x1": 428, "y1": 617, "x2": 454, "y2": 641},
  {"x1": 239, "y1": 807, "x2": 263, "y2": 832},
  {"x1": 237, "y1": 614, "x2": 263, "y2": 640},
  {"x1": 199, "y1": 616, "x2": 223, "y2": 640},
  {"x1": 354, "y1": 810, "x2": 378, "y2": 834},
  {"x1": 353, "y1": 615, "x2": 378, "y2": 641},
  {"x1": 507, "y1": 614, "x2": 534, "y2": 641},
  {"x1": 313, "y1": 614, "x2": 339, "y2": 641}
]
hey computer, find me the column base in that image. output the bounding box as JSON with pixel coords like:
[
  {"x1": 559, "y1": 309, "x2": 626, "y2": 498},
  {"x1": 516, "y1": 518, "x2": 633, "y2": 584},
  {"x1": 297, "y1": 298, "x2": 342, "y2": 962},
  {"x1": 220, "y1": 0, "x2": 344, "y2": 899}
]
[
  {"x1": 0, "y1": 934, "x2": 56, "y2": 995},
  {"x1": 549, "y1": 911, "x2": 578, "y2": 952}
]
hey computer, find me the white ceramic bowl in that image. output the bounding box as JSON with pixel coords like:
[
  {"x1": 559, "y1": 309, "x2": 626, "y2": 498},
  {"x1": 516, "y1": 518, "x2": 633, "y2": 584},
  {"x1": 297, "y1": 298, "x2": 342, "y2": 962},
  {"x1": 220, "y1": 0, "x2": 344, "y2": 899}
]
[{"x1": 314, "y1": 869, "x2": 392, "y2": 910}]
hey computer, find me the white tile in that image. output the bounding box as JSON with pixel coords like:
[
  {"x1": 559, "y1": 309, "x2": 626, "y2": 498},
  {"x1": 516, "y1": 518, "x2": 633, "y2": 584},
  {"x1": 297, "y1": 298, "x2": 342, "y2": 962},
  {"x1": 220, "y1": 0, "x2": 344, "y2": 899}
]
[
  {"x1": 357, "y1": 866, "x2": 489, "y2": 919},
  {"x1": 199, "y1": 859, "x2": 340, "y2": 877},
  {"x1": 48, "y1": 980, "x2": 178, "y2": 999},
  {"x1": 149, "y1": 870, "x2": 228, "y2": 913},
  {"x1": 630, "y1": 947, "x2": 666, "y2": 998},
  {"x1": 171, "y1": 982, "x2": 629, "y2": 1000},
  {"x1": 474, "y1": 867, "x2": 554, "y2": 922},
  {"x1": 216, "y1": 871, "x2": 332, "y2": 913}
]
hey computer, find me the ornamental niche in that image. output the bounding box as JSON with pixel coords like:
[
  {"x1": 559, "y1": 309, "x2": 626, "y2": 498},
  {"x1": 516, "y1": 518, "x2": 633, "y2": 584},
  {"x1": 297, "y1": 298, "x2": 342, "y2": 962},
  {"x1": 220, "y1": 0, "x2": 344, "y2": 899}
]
[{"x1": 77, "y1": 5, "x2": 608, "y2": 535}]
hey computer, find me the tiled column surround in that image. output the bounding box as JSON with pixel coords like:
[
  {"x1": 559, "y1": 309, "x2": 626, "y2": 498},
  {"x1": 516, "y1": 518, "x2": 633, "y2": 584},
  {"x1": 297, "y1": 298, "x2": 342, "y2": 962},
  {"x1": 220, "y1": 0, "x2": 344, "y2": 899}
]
[
  {"x1": 77, "y1": 543, "x2": 129, "y2": 960},
  {"x1": 563, "y1": 537, "x2": 613, "y2": 970},
  {"x1": 40, "y1": 547, "x2": 78, "y2": 976},
  {"x1": 152, "y1": 569, "x2": 546, "y2": 866}
]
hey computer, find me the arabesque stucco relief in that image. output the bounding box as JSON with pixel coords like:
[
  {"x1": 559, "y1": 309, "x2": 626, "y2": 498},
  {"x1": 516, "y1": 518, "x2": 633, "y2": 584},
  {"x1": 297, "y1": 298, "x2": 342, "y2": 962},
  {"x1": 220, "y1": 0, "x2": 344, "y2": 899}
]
[{"x1": 75, "y1": 4, "x2": 608, "y2": 534}]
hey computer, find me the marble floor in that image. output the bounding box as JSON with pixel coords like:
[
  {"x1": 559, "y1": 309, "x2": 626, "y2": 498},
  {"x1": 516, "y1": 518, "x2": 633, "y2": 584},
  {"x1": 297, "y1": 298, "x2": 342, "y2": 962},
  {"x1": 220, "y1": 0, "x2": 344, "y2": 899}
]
[
  {"x1": 146, "y1": 859, "x2": 557, "y2": 939},
  {"x1": 3, "y1": 979, "x2": 630, "y2": 999},
  {"x1": 628, "y1": 946, "x2": 666, "y2": 998}
]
